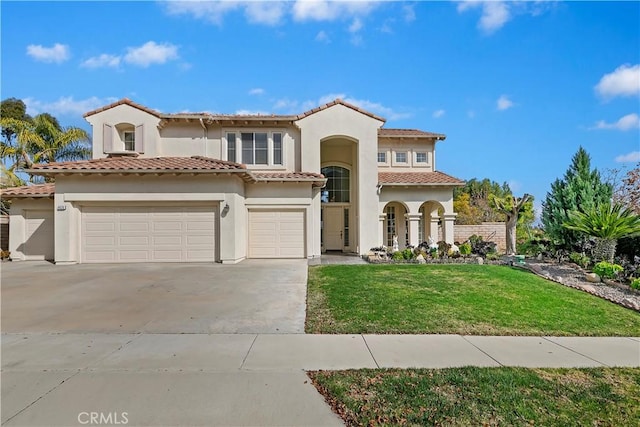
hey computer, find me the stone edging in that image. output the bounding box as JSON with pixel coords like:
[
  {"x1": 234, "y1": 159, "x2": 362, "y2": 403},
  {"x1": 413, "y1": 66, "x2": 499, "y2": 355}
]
[{"x1": 520, "y1": 262, "x2": 640, "y2": 313}]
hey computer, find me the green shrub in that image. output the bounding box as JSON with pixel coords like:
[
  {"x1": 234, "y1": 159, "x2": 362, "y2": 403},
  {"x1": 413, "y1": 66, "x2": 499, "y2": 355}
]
[
  {"x1": 630, "y1": 278, "x2": 640, "y2": 290},
  {"x1": 593, "y1": 261, "x2": 623, "y2": 280},
  {"x1": 569, "y1": 252, "x2": 591, "y2": 269},
  {"x1": 402, "y1": 248, "x2": 415, "y2": 260},
  {"x1": 459, "y1": 242, "x2": 471, "y2": 256},
  {"x1": 486, "y1": 252, "x2": 501, "y2": 261},
  {"x1": 392, "y1": 251, "x2": 404, "y2": 261}
]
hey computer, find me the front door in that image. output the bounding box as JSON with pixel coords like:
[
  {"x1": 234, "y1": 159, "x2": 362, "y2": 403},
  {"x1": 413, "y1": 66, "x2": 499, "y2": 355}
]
[{"x1": 323, "y1": 206, "x2": 343, "y2": 250}]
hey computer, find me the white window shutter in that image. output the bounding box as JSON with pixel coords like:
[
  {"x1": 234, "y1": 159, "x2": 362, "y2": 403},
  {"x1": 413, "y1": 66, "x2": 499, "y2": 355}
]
[
  {"x1": 135, "y1": 124, "x2": 144, "y2": 153},
  {"x1": 103, "y1": 124, "x2": 113, "y2": 153}
]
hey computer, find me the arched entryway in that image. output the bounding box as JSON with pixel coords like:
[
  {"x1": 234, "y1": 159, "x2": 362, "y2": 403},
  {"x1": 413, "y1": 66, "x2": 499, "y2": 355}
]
[
  {"x1": 382, "y1": 201, "x2": 409, "y2": 249},
  {"x1": 418, "y1": 201, "x2": 445, "y2": 244}
]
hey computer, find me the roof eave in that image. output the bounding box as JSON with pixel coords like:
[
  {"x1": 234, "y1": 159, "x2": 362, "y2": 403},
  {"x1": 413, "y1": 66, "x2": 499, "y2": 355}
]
[{"x1": 25, "y1": 169, "x2": 249, "y2": 177}]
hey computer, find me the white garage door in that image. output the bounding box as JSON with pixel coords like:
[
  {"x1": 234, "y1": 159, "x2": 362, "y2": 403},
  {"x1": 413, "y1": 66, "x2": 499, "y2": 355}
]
[
  {"x1": 248, "y1": 210, "x2": 305, "y2": 258},
  {"x1": 25, "y1": 210, "x2": 54, "y2": 260},
  {"x1": 82, "y1": 205, "x2": 216, "y2": 263}
]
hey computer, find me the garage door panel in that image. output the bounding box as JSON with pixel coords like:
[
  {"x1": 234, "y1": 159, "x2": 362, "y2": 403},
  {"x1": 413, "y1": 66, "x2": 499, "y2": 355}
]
[
  {"x1": 82, "y1": 205, "x2": 216, "y2": 263},
  {"x1": 248, "y1": 210, "x2": 305, "y2": 259}
]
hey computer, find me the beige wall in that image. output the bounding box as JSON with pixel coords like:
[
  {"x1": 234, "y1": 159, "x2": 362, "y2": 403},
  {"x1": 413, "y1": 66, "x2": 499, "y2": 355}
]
[
  {"x1": 86, "y1": 104, "x2": 161, "y2": 158},
  {"x1": 377, "y1": 139, "x2": 435, "y2": 172},
  {"x1": 454, "y1": 222, "x2": 507, "y2": 252},
  {"x1": 8, "y1": 198, "x2": 54, "y2": 261},
  {"x1": 296, "y1": 104, "x2": 384, "y2": 255}
]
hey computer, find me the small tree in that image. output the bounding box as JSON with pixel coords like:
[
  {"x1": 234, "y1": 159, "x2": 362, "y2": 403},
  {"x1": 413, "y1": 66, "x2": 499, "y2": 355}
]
[
  {"x1": 492, "y1": 194, "x2": 532, "y2": 255},
  {"x1": 563, "y1": 203, "x2": 640, "y2": 262},
  {"x1": 542, "y1": 147, "x2": 612, "y2": 251}
]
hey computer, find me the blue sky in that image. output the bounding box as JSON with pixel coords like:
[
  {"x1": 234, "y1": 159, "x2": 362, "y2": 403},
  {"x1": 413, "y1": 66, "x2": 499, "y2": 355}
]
[{"x1": 2, "y1": 1, "x2": 639, "y2": 217}]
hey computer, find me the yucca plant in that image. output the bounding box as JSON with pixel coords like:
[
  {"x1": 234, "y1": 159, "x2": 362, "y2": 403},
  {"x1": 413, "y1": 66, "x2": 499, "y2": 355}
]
[{"x1": 563, "y1": 203, "x2": 640, "y2": 262}]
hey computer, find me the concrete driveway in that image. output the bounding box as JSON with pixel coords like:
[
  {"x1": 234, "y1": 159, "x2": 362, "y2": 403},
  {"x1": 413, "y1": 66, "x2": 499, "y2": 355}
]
[{"x1": 1, "y1": 259, "x2": 308, "y2": 334}]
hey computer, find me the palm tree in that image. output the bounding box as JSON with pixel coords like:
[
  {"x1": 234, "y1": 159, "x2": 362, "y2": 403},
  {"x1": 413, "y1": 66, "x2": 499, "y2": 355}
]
[
  {"x1": 0, "y1": 114, "x2": 90, "y2": 183},
  {"x1": 563, "y1": 203, "x2": 640, "y2": 262}
]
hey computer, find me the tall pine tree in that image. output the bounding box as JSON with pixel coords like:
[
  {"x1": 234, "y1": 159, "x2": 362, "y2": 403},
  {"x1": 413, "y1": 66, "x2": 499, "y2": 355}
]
[{"x1": 542, "y1": 147, "x2": 612, "y2": 251}]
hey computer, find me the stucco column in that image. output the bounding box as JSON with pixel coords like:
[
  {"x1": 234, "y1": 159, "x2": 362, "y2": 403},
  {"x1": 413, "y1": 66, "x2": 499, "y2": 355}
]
[
  {"x1": 429, "y1": 215, "x2": 440, "y2": 243},
  {"x1": 378, "y1": 214, "x2": 386, "y2": 247},
  {"x1": 406, "y1": 214, "x2": 421, "y2": 247},
  {"x1": 443, "y1": 213, "x2": 457, "y2": 244}
]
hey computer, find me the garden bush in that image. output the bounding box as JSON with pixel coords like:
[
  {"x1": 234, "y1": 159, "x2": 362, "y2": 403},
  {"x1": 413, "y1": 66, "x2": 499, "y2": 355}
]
[
  {"x1": 630, "y1": 278, "x2": 640, "y2": 290},
  {"x1": 402, "y1": 248, "x2": 415, "y2": 260},
  {"x1": 459, "y1": 242, "x2": 471, "y2": 256},
  {"x1": 569, "y1": 252, "x2": 591, "y2": 268},
  {"x1": 593, "y1": 261, "x2": 623, "y2": 280},
  {"x1": 392, "y1": 251, "x2": 404, "y2": 261},
  {"x1": 469, "y1": 235, "x2": 497, "y2": 256}
]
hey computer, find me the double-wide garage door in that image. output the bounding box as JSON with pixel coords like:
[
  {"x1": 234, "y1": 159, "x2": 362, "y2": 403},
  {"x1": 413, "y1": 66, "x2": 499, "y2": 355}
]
[
  {"x1": 248, "y1": 210, "x2": 305, "y2": 258},
  {"x1": 82, "y1": 205, "x2": 216, "y2": 263}
]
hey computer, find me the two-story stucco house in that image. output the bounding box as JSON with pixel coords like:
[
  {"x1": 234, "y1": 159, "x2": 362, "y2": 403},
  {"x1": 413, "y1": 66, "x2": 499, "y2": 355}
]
[{"x1": 3, "y1": 98, "x2": 464, "y2": 264}]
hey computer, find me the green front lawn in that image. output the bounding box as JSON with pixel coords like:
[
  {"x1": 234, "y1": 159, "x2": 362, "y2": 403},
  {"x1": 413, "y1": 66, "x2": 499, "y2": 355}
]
[
  {"x1": 306, "y1": 264, "x2": 640, "y2": 335},
  {"x1": 309, "y1": 367, "x2": 640, "y2": 426}
]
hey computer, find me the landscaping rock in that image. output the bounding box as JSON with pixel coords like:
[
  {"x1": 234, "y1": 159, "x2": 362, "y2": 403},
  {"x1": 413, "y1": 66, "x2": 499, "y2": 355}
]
[
  {"x1": 585, "y1": 273, "x2": 601, "y2": 283},
  {"x1": 622, "y1": 298, "x2": 640, "y2": 311},
  {"x1": 476, "y1": 257, "x2": 484, "y2": 265},
  {"x1": 556, "y1": 276, "x2": 564, "y2": 283},
  {"x1": 416, "y1": 254, "x2": 426, "y2": 264}
]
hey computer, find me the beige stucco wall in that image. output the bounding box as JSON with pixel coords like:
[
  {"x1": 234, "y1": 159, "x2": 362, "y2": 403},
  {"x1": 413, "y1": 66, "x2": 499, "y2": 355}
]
[
  {"x1": 53, "y1": 175, "x2": 247, "y2": 264},
  {"x1": 245, "y1": 182, "x2": 318, "y2": 257},
  {"x1": 86, "y1": 104, "x2": 162, "y2": 158},
  {"x1": 377, "y1": 139, "x2": 435, "y2": 172},
  {"x1": 296, "y1": 104, "x2": 384, "y2": 255},
  {"x1": 8, "y1": 198, "x2": 54, "y2": 261}
]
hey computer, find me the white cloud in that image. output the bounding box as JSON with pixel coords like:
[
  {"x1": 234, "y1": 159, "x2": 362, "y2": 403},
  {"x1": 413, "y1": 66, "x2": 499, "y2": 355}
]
[
  {"x1": 23, "y1": 96, "x2": 118, "y2": 117},
  {"x1": 591, "y1": 113, "x2": 640, "y2": 131},
  {"x1": 349, "y1": 17, "x2": 363, "y2": 33},
  {"x1": 26, "y1": 43, "x2": 70, "y2": 63},
  {"x1": 249, "y1": 88, "x2": 265, "y2": 96},
  {"x1": 124, "y1": 41, "x2": 179, "y2": 67},
  {"x1": 433, "y1": 109, "x2": 446, "y2": 118},
  {"x1": 615, "y1": 151, "x2": 640, "y2": 163},
  {"x1": 292, "y1": 0, "x2": 379, "y2": 22},
  {"x1": 457, "y1": 1, "x2": 511, "y2": 34},
  {"x1": 402, "y1": 4, "x2": 416, "y2": 23},
  {"x1": 80, "y1": 54, "x2": 121, "y2": 69},
  {"x1": 163, "y1": 1, "x2": 242, "y2": 25},
  {"x1": 315, "y1": 30, "x2": 331, "y2": 43},
  {"x1": 497, "y1": 95, "x2": 515, "y2": 111},
  {"x1": 595, "y1": 64, "x2": 640, "y2": 99},
  {"x1": 244, "y1": 1, "x2": 286, "y2": 25},
  {"x1": 236, "y1": 109, "x2": 270, "y2": 116}
]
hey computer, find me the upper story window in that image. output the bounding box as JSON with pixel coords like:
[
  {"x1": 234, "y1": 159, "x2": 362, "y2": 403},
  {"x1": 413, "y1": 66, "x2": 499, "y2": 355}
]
[
  {"x1": 123, "y1": 131, "x2": 135, "y2": 151},
  {"x1": 321, "y1": 166, "x2": 350, "y2": 203},
  {"x1": 377, "y1": 152, "x2": 387, "y2": 163},
  {"x1": 395, "y1": 152, "x2": 407, "y2": 163},
  {"x1": 273, "y1": 133, "x2": 283, "y2": 165},
  {"x1": 226, "y1": 131, "x2": 283, "y2": 166},
  {"x1": 415, "y1": 152, "x2": 427, "y2": 163},
  {"x1": 242, "y1": 132, "x2": 268, "y2": 165}
]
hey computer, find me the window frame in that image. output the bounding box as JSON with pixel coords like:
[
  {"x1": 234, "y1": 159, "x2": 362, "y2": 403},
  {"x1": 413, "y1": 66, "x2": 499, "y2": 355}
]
[
  {"x1": 123, "y1": 131, "x2": 135, "y2": 151},
  {"x1": 224, "y1": 130, "x2": 285, "y2": 168},
  {"x1": 377, "y1": 151, "x2": 388, "y2": 165},
  {"x1": 394, "y1": 151, "x2": 408, "y2": 165},
  {"x1": 415, "y1": 151, "x2": 428, "y2": 164}
]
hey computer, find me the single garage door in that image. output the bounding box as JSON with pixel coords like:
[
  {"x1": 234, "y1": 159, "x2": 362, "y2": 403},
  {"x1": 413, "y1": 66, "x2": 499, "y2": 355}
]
[
  {"x1": 82, "y1": 205, "x2": 216, "y2": 263},
  {"x1": 248, "y1": 209, "x2": 305, "y2": 258},
  {"x1": 25, "y1": 210, "x2": 54, "y2": 260}
]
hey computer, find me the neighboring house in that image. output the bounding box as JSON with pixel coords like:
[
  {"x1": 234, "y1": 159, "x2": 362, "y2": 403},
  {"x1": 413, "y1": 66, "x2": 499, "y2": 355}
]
[{"x1": 2, "y1": 98, "x2": 463, "y2": 264}]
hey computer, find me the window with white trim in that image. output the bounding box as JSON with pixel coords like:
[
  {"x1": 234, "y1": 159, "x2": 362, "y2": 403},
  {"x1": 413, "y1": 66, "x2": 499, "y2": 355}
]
[
  {"x1": 377, "y1": 152, "x2": 387, "y2": 163},
  {"x1": 123, "y1": 131, "x2": 135, "y2": 151},
  {"x1": 273, "y1": 132, "x2": 282, "y2": 165},
  {"x1": 395, "y1": 152, "x2": 407, "y2": 163},
  {"x1": 225, "y1": 131, "x2": 284, "y2": 166},
  {"x1": 227, "y1": 133, "x2": 237, "y2": 162},
  {"x1": 415, "y1": 152, "x2": 428, "y2": 163}
]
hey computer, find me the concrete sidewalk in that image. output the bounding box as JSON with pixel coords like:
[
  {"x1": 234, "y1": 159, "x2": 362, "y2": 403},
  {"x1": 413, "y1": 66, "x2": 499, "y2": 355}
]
[{"x1": 2, "y1": 333, "x2": 639, "y2": 426}]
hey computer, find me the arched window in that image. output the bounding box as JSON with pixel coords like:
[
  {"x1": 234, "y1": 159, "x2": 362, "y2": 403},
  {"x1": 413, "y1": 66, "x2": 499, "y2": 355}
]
[{"x1": 321, "y1": 166, "x2": 350, "y2": 203}]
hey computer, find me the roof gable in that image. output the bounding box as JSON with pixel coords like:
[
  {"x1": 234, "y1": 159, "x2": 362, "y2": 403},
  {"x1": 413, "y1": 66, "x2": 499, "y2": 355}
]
[
  {"x1": 84, "y1": 98, "x2": 162, "y2": 118},
  {"x1": 295, "y1": 99, "x2": 386, "y2": 123}
]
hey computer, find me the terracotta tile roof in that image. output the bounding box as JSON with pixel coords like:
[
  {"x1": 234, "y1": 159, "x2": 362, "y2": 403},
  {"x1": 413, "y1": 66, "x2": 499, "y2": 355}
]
[
  {"x1": 1, "y1": 183, "x2": 55, "y2": 198},
  {"x1": 378, "y1": 171, "x2": 465, "y2": 186},
  {"x1": 28, "y1": 156, "x2": 246, "y2": 174},
  {"x1": 295, "y1": 99, "x2": 386, "y2": 122},
  {"x1": 378, "y1": 128, "x2": 446, "y2": 139},
  {"x1": 253, "y1": 171, "x2": 325, "y2": 180},
  {"x1": 83, "y1": 98, "x2": 162, "y2": 118}
]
